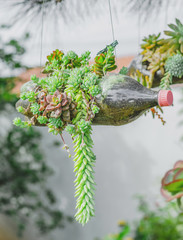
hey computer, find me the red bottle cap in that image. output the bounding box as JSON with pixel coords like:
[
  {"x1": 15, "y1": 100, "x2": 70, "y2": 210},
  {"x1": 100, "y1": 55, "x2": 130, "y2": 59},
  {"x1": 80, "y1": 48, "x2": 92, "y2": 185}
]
[{"x1": 158, "y1": 90, "x2": 173, "y2": 107}]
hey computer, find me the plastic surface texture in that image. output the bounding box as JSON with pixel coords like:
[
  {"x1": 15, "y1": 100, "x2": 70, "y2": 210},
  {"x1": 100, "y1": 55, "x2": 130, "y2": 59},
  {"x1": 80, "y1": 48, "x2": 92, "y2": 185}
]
[{"x1": 94, "y1": 75, "x2": 159, "y2": 125}]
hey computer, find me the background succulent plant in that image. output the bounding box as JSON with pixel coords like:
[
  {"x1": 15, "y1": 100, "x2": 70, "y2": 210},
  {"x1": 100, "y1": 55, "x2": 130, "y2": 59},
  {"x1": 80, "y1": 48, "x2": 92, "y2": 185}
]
[
  {"x1": 130, "y1": 19, "x2": 183, "y2": 90},
  {"x1": 160, "y1": 53, "x2": 183, "y2": 89},
  {"x1": 165, "y1": 53, "x2": 183, "y2": 78},
  {"x1": 141, "y1": 33, "x2": 163, "y2": 55},
  {"x1": 161, "y1": 160, "x2": 183, "y2": 202},
  {"x1": 163, "y1": 18, "x2": 183, "y2": 54}
]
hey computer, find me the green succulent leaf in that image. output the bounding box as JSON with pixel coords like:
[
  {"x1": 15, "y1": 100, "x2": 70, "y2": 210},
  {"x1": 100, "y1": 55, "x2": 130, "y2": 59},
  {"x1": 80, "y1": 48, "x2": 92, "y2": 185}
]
[
  {"x1": 37, "y1": 116, "x2": 48, "y2": 124},
  {"x1": 16, "y1": 106, "x2": 25, "y2": 114},
  {"x1": 13, "y1": 117, "x2": 31, "y2": 128},
  {"x1": 165, "y1": 54, "x2": 183, "y2": 78},
  {"x1": 119, "y1": 66, "x2": 128, "y2": 75},
  {"x1": 168, "y1": 23, "x2": 179, "y2": 32},
  {"x1": 30, "y1": 102, "x2": 40, "y2": 115}
]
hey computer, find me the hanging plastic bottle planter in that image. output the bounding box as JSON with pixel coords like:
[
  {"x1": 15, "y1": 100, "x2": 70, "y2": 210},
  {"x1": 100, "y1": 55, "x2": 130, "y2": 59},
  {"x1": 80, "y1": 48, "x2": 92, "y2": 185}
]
[
  {"x1": 128, "y1": 18, "x2": 183, "y2": 90},
  {"x1": 14, "y1": 44, "x2": 173, "y2": 225}
]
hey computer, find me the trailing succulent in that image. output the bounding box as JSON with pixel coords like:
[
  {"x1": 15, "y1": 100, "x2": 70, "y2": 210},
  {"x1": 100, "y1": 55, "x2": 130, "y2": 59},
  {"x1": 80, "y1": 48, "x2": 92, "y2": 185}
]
[{"x1": 14, "y1": 45, "x2": 117, "y2": 225}]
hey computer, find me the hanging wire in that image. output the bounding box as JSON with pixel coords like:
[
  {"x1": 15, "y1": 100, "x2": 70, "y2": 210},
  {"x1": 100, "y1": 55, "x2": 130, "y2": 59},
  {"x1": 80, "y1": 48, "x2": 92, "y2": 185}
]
[
  {"x1": 107, "y1": 0, "x2": 117, "y2": 68},
  {"x1": 137, "y1": 1, "x2": 141, "y2": 55},
  {"x1": 40, "y1": 0, "x2": 45, "y2": 70},
  {"x1": 164, "y1": 0, "x2": 169, "y2": 27},
  {"x1": 108, "y1": 0, "x2": 115, "y2": 44},
  {"x1": 137, "y1": 0, "x2": 142, "y2": 72}
]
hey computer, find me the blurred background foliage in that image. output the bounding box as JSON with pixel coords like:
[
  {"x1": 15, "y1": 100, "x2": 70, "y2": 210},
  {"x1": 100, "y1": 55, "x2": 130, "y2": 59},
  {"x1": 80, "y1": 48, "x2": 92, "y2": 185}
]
[
  {"x1": 0, "y1": 77, "x2": 17, "y2": 110},
  {"x1": 0, "y1": 31, "x2": 72, "y2": 237},
  {"x1": 0, "y1": 26, "x2": 27, "y2": 109},
  {"x1": 133, "y1": 197, "x2": 183, "y2": 240},
  {"x1": 96, "y1": 197, "x2": 183, "y2": 240},
  {"x1": 0, "y1": 126, "x2": 72, "y2": 236}
]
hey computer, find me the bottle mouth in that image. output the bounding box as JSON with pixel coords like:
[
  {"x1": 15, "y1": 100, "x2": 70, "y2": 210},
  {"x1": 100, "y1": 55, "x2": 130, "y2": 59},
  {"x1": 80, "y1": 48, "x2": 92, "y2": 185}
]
[{"x1": 158, "y1": 90, "x2": 173, "y2": 107}]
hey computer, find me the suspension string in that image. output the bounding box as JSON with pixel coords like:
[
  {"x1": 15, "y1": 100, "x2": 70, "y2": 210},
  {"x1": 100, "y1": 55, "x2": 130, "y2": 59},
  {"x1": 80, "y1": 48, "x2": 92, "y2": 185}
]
[
  {"x1": 40, "y1": 0, "x2": 45, "y2": 71},
  {"x1": 107, "y1": 0, "x2": 117, "y2": 67},
  {"x1": 137, "y1": 1, "x2": 142, "y2": 72},
  {"x1": 137, "y1": 1, "x2": 141, "y2": 55},
  {"x1": 165, "y1": 0, "x2": 169, "y2": 27},
  {"x1": 108, "y1": 0, "x2": 115, "y2": 44}
]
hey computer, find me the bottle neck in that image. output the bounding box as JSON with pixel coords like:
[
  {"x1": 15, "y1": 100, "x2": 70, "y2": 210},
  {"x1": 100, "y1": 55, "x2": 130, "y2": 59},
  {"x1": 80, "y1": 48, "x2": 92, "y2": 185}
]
[{"x1": 99, "y1": 83, "x2": 159, "y2": 110}]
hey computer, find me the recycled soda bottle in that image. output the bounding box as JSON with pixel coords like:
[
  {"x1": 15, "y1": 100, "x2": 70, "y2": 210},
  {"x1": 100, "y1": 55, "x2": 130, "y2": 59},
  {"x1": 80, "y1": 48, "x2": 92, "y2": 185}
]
[
  {"x1": 93, "y1": 74, "x2": 173, "y2": 126},
  {"x1": 16, "y1": 74, "x2": 173, "y2": 126}
]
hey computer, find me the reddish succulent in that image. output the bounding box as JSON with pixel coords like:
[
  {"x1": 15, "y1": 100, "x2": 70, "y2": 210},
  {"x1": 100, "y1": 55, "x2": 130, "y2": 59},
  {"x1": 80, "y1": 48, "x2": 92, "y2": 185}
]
[
  {"x1": 38, "y1": 91, "x2": 48, "y2": 112},
  {"x1": 38, "y1": 89, "x2": 77, "y2": 122},
  {"x1": 44, "y1": 90, "x2": 63, "y2": 117},
  {"x1": 161, "y1": 160, "x2": 183, "y2": 201},
  {"x1": 47, "y1": 49, "x2": 64, "y2": 64}
]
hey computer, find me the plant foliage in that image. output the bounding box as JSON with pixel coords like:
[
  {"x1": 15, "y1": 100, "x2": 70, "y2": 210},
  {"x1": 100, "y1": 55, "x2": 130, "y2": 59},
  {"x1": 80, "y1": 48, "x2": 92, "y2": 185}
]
[
  {"x1": 0, "y1": 32, "x2": 72, "y2": 236},
  {"x1": 98, "y1": 221, "x2": 131, "y2": 240},
  {"x1": 130, "y1": 19, "x2": 183, "y2": 90},
  {"x1": 14, "y1": 44, "x2": 117, "y2": 225},
  {"x1": 0, "y1": 31, "x2": 29, "y2": 73},
  {"x1": 0, "y1": 126, "x2": 72, "y2": 236},
  {"x1": 163, "y1": 18, "x2": 183, "y2": 54},
  {"x1": 0, "y1": 77, "x2": 18, "y2": 109},
  {"x1": 97, "y1": 198, "x2": 183, "y2": 240},
  {"x1": 161, "y1": 160, "x2": 183, "y2": 202},
  {"x1": 134, "y1": 198, "x2": 183, "y2": 240}
]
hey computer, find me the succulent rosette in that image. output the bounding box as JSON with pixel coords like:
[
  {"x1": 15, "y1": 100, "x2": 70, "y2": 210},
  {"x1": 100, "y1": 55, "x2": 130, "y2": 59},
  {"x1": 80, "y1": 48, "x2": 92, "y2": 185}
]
[
  {"x1": 161, "y1": 160, "x2": 183, "y2": 201},
  {"x1": 38, "y1": 89, "x2": 75, "y2": 121}
]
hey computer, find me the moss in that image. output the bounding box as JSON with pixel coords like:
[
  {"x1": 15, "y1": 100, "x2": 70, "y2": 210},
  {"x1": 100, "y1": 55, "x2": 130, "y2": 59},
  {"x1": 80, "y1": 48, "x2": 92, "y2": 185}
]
[{"x1": 100, "y1": 74, "x2": 125, "y2": 96}]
